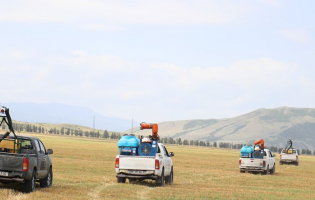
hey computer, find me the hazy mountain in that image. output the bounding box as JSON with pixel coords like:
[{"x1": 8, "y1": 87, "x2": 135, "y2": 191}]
[
  {"x1": 3, "y1": 102, "x2": 134, "y2": 132},
  {"x1": 126, "y1": 107, "x2": 315, "y2": 150}
]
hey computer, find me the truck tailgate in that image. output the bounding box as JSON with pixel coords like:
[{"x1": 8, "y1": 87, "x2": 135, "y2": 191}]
[
  {"x1": 281, "y1": 154, "x2": 296, "y2": 160},
  {"x1": 241, "y1": 158, "x2": 264, "y2": 167},
  {"x1": 119, "y1": 156, "x2": 155, "y2": 170},
  {"x1": 0, "y1": 153, "x2": 23, "y2": 172}
]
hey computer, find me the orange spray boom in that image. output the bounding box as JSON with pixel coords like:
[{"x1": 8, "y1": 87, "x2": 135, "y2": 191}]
[
  {"x1": 254, "y1": 139, "x2": 264, "y2": 149},
  {"x1": 140, "y1": 123, "x2": 158, "y2": 140}
]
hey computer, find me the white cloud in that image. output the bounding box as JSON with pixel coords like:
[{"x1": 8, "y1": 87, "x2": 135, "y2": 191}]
[
  {"x1": 279, "y1": 29, "x2": 311, "y2": 43},
  {"x1": 1, "y1": 49, "x2": 311, "y2": 122},
  {"x1": 0, "y1": 0, "x2": 263, "y2": 26}
]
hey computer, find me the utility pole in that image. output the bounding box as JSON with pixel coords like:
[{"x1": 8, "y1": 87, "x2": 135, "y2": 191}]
[
  {"x1": 93, "y1": 114, "x2": 95, "y2": 134},
  {"x1": 131, "y1": 118, "x2": 133, "y2": 134}
]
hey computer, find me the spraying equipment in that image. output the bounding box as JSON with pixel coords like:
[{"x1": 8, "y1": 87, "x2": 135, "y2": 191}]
[
  {"x1": 0, "y1": 106, "x2": 21, "y2": 153},
  {"x1": 117, "y1": 122, "x2": 159, "y2": 156}
]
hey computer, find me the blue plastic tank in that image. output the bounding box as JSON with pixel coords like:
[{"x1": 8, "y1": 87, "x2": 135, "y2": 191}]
[
  {"x1": 118, "y1": 134, "x2": 140, "y2": 155},
  {"x1": 240, "y1": 146, "x2": 254, "y2": 157}
]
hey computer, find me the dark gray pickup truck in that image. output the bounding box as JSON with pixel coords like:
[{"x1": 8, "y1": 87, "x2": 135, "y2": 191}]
[
  {"x1": 0, "y1": 106, "x2": 53, "y2": 193},
  {"x1": 0, "y1": 134, "x2": 53, "y2": 193}
]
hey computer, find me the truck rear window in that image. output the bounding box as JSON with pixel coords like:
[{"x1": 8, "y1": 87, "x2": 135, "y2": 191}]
[{"x1": 21, "y1": 140, "x2": 33, "y2": 149}]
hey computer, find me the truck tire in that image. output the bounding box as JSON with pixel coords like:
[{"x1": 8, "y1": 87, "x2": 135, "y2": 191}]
[
  {"x1": 23, "y1": 169, "x2": 36, "y2": 193},
  {"x1": 156, "y1": 168, "x2": 164, "y2": 186},
  {"x1": 117, "y1": 177, "x2": 126, "y2": 183},
  {"x1": 165, "y1": 167, "x2": 173, "y2": 184},
  {"x1": 270, "y1": 164, "x2": 275, "y2": 174},
  {"x1": 295, "y1": 162, "x2": 299, "y2": 166},
  {"x1": 263, "y1": 165, "x2": 269, "y2": 175},
  {"x1": 280, "y1": 161, "x2": 283, "y2": 165},
  {"x1": 40, "y1": 167, "x2": 53, "y2": 188},
  {"x1": 240, "y1": 169, "x2": 245, "y2": 173}
]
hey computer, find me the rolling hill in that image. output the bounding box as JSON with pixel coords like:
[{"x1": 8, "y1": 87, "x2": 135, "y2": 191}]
[{"x1": 126, "y1": 107, "x2": 315, "y2": 150}]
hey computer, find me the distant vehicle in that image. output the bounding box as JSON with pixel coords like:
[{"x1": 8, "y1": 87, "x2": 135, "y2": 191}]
[
  {"x1": 0, "y1": 106, "x2": 53, "y2": 193},
  {"x1": 280, "y1": 140, "x2": 299, "y2": 166},
  {"x1": 115, "y1": 123, "x2": 174, "y2": 186},
  {"x1": 239, "y1": 139, "x2": 276, "y2": 175}
]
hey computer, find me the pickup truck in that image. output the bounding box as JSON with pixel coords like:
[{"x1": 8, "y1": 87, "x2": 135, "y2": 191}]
[
  {"x1": 115, "y1": 143, "x2": 174, "y2": 186},
  {"x1": 239, "y1": 148, "x2": 276, "y2": 175},
  {"x1": 280, "y1": 149, "x2": 299, "y2": 166},
  {"x1": 0, "y1": 134, "x2": 53, "y2": 193}
]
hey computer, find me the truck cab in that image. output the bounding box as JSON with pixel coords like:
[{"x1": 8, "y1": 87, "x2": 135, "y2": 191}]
[
  {"x1": 239, "y1": 148, "x2": 276, "y2": 175},
  {"x1": 280, "y1": 148, "x2": 299, "y2": 166},
  {"x1": 115, "y1": 142, "x2": 174, "y2": 186}
]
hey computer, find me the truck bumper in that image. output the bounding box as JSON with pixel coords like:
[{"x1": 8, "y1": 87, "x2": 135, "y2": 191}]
[
  {"x1": 0, "y1": 177, "x2": 25, "y2": 183},
  {"x1": 240, "y1": 167, "x2": 264, "y2": 172},
  {"x1": 116, "y1": 174, "x2": 158, "y2": 180}
]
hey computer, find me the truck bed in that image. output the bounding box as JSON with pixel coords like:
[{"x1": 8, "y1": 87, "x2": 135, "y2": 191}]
[{"x1": 119, "y1": 156, "x2": 156, "y2": 170}]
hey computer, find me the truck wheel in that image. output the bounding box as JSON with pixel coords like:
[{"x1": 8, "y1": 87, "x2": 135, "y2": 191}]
[
  {"x1": 156, "y1": 169, "x2": 164, "y2": 186},
  {"x1": 23, "y1": 169, "x2": 36, "y2": 193},
  {"x1": 40, "y1": 167, "x2": 53, "y2": 188},
  {"x1": 165, "y1": 168, "x2": 173, "y2": 184},
  {"x1": 117, "y1": 177, "x2": 126, "y2": 183},
  {"x1": 295, "y1": 162, "x2": 299, "y2": 166},
  {"x1": 240, "y1": 169, "x2": 245, "y2": 173},
  {"x1": 263, "y1": 165, "x2": 269, "y2": 175},
  {"x1": 280, "y1": 161, "x2": 283, "y2": 165},
  {"x1": 270, "y1": 164, "x2": 275, "y2": 174}
]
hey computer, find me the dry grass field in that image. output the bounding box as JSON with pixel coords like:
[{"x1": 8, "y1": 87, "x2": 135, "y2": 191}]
[{"x1": 0, "y1": 132, "x2": 315, "y2": 200}]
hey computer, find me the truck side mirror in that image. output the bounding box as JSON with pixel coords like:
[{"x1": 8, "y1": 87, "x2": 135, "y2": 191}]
[
  {"x1": 47, "y1": 149, "x2": 53, "y2": 154},
  {"x1": 169, "y1": 152, "x2": 174, "y2": 157}
]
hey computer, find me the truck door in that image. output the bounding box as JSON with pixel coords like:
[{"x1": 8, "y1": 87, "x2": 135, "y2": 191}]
[
  {"x1": 38, "y1": 140, "x2": 48, "y2": 177},
  {"x1": 163, "y1": 146, "x2": 171, "y2": 176},
  {"x1": 34, "y1": 139, "x2": 47, "y2": 178},
  {"x1": 267, "y1": 150, "x2": 274, "y2": 168}
]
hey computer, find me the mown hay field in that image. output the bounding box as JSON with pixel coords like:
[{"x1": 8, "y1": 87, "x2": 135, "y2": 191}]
[{"x1": 0, "y1": 133, "x2": 315, "y2": 200}]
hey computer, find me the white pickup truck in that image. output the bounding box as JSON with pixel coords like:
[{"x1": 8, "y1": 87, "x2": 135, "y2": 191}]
[
  {"x1": 115, "y1": 143, "x2": 174, "y2": 186},
  {"x1": 239, "y1": 149, "x2": 276, "y2": 175},
  {"x1": 280, "y1": 149, "x2": 299, "y2": 166}
]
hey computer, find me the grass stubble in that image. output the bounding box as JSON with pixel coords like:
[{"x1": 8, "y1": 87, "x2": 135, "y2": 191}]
[{"x1": 0, "y1": 133, "x2": 314, "y2": 200}]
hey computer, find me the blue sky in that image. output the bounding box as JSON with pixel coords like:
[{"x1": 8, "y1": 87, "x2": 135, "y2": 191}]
[{"x1": 1, "y1": 0, "x2": 315, "y2": 123}]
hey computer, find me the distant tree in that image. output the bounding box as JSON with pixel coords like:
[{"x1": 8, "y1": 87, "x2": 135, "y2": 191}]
[
  {"x1": 302, "y1": 149, "x2": 306, "y2": 154},
  {"x1": 41, "y1": 127, "x2": 45, "y2": 133},
  {"x1": 213, "y1": 142, "x2": 217, "y2": 148},
  {"x1": 206, "y1": 141, "x2": 210, "y2": 147},
  {"x1": 78, "y1": 130, "x2": 83, "y2": 137},
  {"x1": 176, "y1": 138, "x2": 182, "y2": 145},
  {"x1": 71, "y1": 129, "x2": 74, "y2": 136},
  {"x1": 313, "y1": 150, "x2": 315, "y2": 156},
  {"x1": 194, "y1": 140, "x2": 199, "y2": 146},
  {"x1": 189, "y1": 140, "x2": 194, "y2": 146},
  {"x1": 84, "y1": 131, "x2": 89, "y2": 137}
]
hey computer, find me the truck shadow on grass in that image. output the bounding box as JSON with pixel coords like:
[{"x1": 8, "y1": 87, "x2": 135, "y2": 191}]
[
  {"x1": 0, "y1": 182, "x2": 42, "y2": 193},
  {"x1": 126, "y1": 179, "x2": 174, "y2": 188}
]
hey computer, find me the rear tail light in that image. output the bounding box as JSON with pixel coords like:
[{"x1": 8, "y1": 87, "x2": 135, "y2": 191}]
[
  {"x1": 263, "y1": 161, "x2": 266, "y2": 167},
  {"x1": 239, "y1": 159, "x2": 241, "y2": 166},
  {"x1": 296, "y1": 155, "x2": 298, "y2": 159},
  {"x1": 155, "y1": 159, "x2": 160, "y2": 170},
  {"x1": 22, "y1": 158, "x2": 29, "y2": 171},
  {"x1": 115, "y1": 158, "x2": 119, "y2": 168},
  {"x1": 280, "y1": 155, "x2": 282, "y2": 159}
]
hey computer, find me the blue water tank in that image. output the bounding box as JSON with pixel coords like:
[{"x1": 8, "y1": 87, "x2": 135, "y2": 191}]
[
  {"x1": 240, "y1": 146, "x2": 254, "y2": 157},
  {"x1": 118, "y1": 134, "x2": 140, "y2": 155}
]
